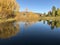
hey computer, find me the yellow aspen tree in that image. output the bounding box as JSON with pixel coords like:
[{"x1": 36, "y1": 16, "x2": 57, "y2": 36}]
[{"x1": 0, "y1": 0, "x2": 19, "y2": 19}]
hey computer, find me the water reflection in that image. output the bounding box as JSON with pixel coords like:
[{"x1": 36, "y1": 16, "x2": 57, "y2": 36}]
[
  {"x1": 0, "y1": 20, "x2": 59, "y2": 38},
  {"x1": 24, "y1": 22, "x2": 36, "y2": 29},
  {"x1": 45, "y1": 20, "x2": 60, "y2": 30},
  {"x1": 17, "y1": 20, "x2": 60, "y2": 30},
  {"x1": 0, "y1": 20, "x2": 60, "y2": 45},
  {"x1": 0, "y1": 22, "x2": 19, "y2": 39}
]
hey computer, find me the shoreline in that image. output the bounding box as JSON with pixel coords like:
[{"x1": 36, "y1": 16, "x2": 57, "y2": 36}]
[
  {"x1": 0, "y1": 18, "x2": 16, "y2": 23},
  {"x1": 39, "y1": 17, "x2": 60, "y2": 21},
  {"x1": 0, "y1": 17, "x2": 60, "y2": 23}
]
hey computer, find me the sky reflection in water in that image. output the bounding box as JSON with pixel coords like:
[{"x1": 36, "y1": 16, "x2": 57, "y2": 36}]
[{"x1": 0, "y1": 20, "x2": 60, "y2": 45}]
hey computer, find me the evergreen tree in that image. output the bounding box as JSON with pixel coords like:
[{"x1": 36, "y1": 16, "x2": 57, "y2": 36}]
[{"x1": 52, "y1": 6, "x2": 56, "y2": 16}]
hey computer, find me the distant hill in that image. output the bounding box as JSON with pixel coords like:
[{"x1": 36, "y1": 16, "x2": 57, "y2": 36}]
[{"x1": 19, "y1": 12, "x2": 42, "y2": 16}]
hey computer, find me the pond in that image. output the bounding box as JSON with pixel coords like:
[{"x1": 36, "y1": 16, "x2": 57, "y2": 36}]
[{"x1": 0, "y1": 20, "x2": 60, "y2": 45}]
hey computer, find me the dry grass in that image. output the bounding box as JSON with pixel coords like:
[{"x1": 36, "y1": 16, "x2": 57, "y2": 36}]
[
  {"x1": 15, "y1": 14, "x2": 40, "y2": 22},
  {"x1": 39, "y1": 16, "x2": 60, "y2": 21},
  {"x1": 0, "y1": 18, "x2": 15, "y2": 23}
]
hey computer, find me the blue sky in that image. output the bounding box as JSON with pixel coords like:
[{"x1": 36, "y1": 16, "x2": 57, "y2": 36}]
[{"x1": 16, "y1": 0, "x2": 60, "y2": 13}]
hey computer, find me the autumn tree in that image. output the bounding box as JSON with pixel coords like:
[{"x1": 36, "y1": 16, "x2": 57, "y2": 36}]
[{"x1": 0, "y1": 0, "x2": 19, "y2": 19}]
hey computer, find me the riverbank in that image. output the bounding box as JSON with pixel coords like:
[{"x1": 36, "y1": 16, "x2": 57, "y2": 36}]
[
  {"x1": 0, "y1": 18, "x2": 16, "y2": 23},
  {"x1": 39, "y1": 16, "x2": 60, "y2": 21},
  {"x1": 0, "y1": 16, "x2": 60, "y2": 23}
]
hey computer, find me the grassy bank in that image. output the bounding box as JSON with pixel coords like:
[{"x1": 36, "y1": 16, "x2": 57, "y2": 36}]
[
  {"x1": 39, "y1": 16, "x2": 60, "y2": 21},
  {"x1": 0, "y1": 16, "x2": 60, "y2": 23},
  {"x1": 0, "y1": 18, "x2": 16, "y2": 23}
]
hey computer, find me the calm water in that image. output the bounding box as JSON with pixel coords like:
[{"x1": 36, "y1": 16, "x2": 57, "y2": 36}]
[{"x1": 0, "y1": 20, "x2": 60, "y2": 45}]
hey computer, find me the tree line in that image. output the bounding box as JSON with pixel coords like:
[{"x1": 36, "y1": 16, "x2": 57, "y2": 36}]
[{"x1": 45, "y1": 6, "x2": 60, "y2": 17}]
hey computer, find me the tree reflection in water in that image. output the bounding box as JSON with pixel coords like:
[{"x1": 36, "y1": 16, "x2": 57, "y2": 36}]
[
  {"x1": 47, "y1": 20, "x2": 60, "y2": 30},
  {"x1": 24, "y1": 22, "x2": 36, "y2": 30},
  {"x1": 0, "y1": 22, "x2": 19, "y2": 39}
]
